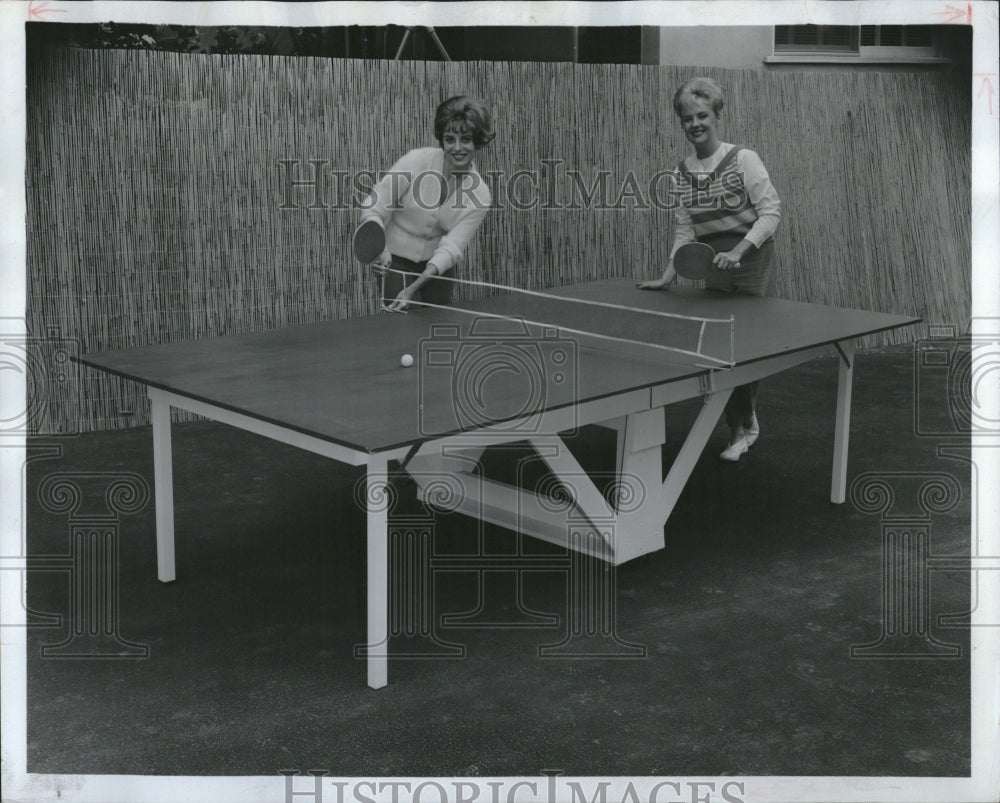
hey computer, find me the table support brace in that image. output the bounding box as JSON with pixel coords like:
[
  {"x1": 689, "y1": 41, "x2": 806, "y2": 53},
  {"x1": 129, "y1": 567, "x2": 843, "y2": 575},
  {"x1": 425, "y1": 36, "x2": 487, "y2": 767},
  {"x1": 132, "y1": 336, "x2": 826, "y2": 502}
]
[
  {"x1": 659, "y1": 390, "x2": 732, "y2": 522},
  {"x1": 831, "y1": 339, "x2": 857, "y2": 503}
]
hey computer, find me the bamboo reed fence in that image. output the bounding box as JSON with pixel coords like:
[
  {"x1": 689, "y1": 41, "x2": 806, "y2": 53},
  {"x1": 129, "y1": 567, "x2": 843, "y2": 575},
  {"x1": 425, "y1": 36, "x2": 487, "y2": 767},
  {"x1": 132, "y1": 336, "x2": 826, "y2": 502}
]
[{"x1": 25, "y1": 48, "x2": 972, "y2": 433}]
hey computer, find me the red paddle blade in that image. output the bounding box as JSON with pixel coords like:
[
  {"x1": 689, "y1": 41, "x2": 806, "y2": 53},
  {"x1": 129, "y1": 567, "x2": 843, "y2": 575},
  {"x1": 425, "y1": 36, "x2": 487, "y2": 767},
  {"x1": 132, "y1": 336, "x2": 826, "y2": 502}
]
[
  {"x1": 353, "y1": 220, "x2": 386, "y2": 264},
  {"x1": 673, "y1": 242, "x2": 715, "y2": 280}
]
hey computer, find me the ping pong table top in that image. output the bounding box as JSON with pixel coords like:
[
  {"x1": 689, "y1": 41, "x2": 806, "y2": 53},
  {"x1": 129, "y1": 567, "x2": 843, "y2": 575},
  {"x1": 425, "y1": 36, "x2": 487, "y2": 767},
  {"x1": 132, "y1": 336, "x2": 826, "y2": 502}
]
[{"x1": 78, "y1": 279, "x2": 920, "y2": 454}]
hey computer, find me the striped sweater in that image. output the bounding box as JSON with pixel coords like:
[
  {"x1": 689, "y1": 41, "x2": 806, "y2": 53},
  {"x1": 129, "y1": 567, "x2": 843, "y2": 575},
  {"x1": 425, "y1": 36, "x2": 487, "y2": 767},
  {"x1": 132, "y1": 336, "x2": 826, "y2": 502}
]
[{"x1": 670, "y1": 143, "x2": 780, "y2": 257}]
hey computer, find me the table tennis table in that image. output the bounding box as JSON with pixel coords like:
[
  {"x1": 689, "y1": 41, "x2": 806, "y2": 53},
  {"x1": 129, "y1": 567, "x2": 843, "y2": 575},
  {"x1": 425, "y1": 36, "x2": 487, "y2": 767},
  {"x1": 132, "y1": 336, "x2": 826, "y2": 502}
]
[{"x1": 78, "y1": 278, "x2": 919, "y2": 688}]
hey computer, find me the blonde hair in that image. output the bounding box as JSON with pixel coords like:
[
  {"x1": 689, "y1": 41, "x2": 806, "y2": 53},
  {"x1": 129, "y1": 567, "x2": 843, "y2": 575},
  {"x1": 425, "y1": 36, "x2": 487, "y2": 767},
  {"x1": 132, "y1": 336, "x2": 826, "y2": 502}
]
[{"x1": 672, "y1": 77, "x2": 724, "y2": 116}]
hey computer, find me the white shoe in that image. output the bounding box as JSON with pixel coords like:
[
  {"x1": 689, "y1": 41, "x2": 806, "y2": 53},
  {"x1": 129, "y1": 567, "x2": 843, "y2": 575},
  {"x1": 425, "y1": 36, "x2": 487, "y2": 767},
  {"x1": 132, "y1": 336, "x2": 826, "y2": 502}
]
[
  {"x1": 720, "y1": 434, "x2": 748, "y2": 462},
  {"x1": 744, "y1": 415, "x2": 760, "y2": 447}
]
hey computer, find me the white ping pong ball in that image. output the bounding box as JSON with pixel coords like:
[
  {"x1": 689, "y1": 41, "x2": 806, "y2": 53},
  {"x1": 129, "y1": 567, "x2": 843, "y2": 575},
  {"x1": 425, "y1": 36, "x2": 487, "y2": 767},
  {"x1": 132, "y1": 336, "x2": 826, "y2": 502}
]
[{"x1": 401, "y1": 354, "x2": 414, "y2": 368}]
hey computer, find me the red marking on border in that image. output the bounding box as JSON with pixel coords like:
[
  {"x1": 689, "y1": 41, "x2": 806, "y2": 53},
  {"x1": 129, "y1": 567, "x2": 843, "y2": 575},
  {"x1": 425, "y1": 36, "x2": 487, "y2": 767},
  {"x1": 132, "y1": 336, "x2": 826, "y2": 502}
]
[
  {"x1": 975, "y1": 74, "x2": 997, "y2": 117},
  {"x1": 28, "y1": 1, "x2": 67, "y2": 20},
  {"x1": 936, "y1": 3, "x2": 973, "y2": 24}
]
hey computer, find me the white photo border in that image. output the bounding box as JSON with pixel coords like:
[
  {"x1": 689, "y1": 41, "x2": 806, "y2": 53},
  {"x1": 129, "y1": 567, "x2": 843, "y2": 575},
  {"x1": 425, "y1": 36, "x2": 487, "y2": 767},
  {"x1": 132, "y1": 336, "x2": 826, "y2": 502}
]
[{"x1": 1, "y1": 2, "x2": 996, "y2": 802}]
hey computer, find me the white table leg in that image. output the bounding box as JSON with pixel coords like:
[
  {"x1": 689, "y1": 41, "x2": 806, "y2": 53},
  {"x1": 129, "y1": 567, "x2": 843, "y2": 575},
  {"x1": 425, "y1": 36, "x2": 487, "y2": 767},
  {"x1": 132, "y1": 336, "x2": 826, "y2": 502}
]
[
  {"x1": 831, "y1": 340, "x2": 856, "y2": 503},
  {"x1": 366, "y1": 453, "x2": 390, "y2": 689},
  {"x1": 148, "y1": 389, "x2": 176, "y2": 582}
]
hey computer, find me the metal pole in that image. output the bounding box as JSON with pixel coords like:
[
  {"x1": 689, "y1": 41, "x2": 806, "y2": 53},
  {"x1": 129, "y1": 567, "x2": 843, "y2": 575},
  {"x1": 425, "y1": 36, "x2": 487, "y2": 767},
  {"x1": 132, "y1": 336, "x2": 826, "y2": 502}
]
[
  {"x1": 393, "y1": 27, "x2": 413, "y2": 60},
  {"x1": 426, "y1": 27, "x2": 452, "y2": 61}
]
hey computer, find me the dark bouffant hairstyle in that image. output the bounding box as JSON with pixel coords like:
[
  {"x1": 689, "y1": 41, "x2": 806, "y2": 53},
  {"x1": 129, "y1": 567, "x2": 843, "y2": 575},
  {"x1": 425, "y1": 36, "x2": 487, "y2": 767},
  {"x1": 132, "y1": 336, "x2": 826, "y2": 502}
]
[{"x1": 434, "y1": 96, "x2": 496, "y2": 149}]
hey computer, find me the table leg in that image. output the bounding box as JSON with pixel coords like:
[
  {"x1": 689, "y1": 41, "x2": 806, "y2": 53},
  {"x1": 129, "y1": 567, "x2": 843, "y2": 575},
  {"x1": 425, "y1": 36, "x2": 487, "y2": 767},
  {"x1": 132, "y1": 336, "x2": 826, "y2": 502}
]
[
  {"x1": 148, "y1": 389, "x2": 176, "y2": 582},
  {"x1": 831, "y1": 340, "x2": 856, "y2": 503},
  {"x1": 366, "y1": 453, "x2": 389, "y2": 689}
]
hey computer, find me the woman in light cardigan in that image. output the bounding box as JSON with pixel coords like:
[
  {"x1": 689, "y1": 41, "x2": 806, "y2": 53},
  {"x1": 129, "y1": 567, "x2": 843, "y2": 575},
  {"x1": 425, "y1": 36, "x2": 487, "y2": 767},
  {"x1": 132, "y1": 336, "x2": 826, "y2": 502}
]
[
  {"x1": 361, "y1": 95, "x2": 494, "y2": 312},
  {"x1": 639, "y1": 77, "x2": 781, "y2": 462}
]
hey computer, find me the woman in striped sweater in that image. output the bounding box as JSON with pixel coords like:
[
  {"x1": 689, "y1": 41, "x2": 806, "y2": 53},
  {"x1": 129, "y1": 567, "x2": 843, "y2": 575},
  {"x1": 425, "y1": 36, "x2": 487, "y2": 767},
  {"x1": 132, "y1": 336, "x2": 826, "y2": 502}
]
[{"x1": 639, "y1": 77, "x2": 781, "y2": 462}]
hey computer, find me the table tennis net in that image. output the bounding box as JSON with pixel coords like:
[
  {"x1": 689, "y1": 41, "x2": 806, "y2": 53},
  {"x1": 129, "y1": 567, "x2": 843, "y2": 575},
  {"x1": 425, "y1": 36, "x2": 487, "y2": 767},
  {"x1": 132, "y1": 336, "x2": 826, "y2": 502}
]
[{"x1": 380, "y1": 270, "x2": 735, "y2": 369}]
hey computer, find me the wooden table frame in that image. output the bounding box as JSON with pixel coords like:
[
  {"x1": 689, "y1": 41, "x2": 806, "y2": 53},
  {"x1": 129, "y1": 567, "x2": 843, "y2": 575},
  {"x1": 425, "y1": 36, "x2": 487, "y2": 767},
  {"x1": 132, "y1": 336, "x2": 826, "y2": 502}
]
[{"x1": 146, "y1": 337, "x2": 856, "y2": 689}]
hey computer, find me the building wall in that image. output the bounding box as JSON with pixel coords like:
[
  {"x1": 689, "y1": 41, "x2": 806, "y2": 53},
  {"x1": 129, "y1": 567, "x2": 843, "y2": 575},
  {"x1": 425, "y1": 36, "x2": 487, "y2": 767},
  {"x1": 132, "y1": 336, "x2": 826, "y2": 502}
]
[
  {"x1": 656, "y1": 27, "x2": 774, "y2": 70},
  {"x1": 651, "y1": 25, "x2": 969, "y2": 73}
]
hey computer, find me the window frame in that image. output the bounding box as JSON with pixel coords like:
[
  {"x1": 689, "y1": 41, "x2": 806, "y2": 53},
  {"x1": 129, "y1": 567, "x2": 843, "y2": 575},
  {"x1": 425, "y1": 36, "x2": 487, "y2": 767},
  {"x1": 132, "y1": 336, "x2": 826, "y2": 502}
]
[{"x1": 769, "y1": 24, "x2": 948, "y2": 65}]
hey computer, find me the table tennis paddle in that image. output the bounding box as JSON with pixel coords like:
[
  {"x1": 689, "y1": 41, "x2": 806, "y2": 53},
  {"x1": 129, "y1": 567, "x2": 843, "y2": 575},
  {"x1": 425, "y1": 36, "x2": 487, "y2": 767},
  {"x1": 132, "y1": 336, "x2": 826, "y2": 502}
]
[
  {"x1": 672, "y1": 242, "x2": 716, "y2": 280},
  {"x1": 353, "y1": 219, "x2": 386, "y2": 264}
]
